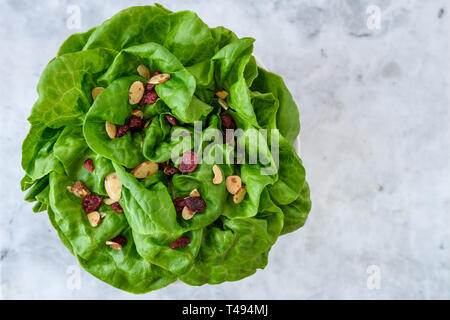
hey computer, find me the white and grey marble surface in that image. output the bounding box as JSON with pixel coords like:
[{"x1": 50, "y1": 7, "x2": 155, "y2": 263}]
[{"x1": 0, "y1": 0, "x2": 449, "y2": 299}]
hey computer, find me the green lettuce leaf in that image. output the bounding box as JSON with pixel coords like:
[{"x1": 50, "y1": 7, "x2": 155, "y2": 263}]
[
  {"x1": 84, "y1": 7, "x2": 215, "y2": 66},
  {"x1": 28, "y1": 48, "x2": 117, "y2": 128},
  {"x1": 22, "y1": 126, "x2": 64, "y2": 181},
  {"x1": 77, "y1": 227, "x2": 177, "y2": 294},
  {"x1": 133, "y1": 228, "x2": 203, "y2": 275},
  {"x1": 280, "y1": 182, "x2": 312, "y2": 235},
  {"x1": 113, "y1": 162, "x2": 182, "y2": 237},
  {"x1": 99, "y1": 43, "x2": 211, "y2": 123},
  {"x1": 57, "y1": 26, "x2": 97, "y2": 56},
  {"x1": 84, "y1": 76, "x2": 146, "y2": 168},
  {"x1": 49, "y1": 172, "x2": 128, "y2": 259},
  {"x1": 251, "y1": 67, "x2": 300, "y2": 144},
  {"x1": 181, "y1": 189, "x2": 283, "y2": 285}
]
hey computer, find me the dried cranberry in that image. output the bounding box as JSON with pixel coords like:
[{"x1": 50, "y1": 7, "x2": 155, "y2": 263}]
[
  {"x1": 111, "y1": 235, "x2": 127, "y2": 246},
  {"x1": 185, "y1": 197, "x2": 206, "y2": 213},
  {"x1": 178, "y1": 151, "x2": 198, "y2": 173},
  {"x1": 146, "y1": 82, "x2": 155, "y2": 91},
  {"x1": 165, "y1": 115, "x2": 179, "y2": 126},
  {"x1": 81, "y1": 194, "x2": 102, "y2": 213},
  {"x1": 152, "y1": 71, "x2": 161, "y2": 76},
  {"x1": 171, "y1": 237, "x2": 190, "y2": 249},
  {"x1": 139, "y1": 90, "x2": 158, "y2": 106},
  {"x1": 116, "y1": 125, "x2": 130, "y2": 138},
  {"x1": 164, "y1": 167, "x2": 180, "y2": 175},
  {"x1": 128, "y1": 115, "x2": 143, "y2": 129},
  {"x1": 173, "y1": 197, "x2": 186, "y2": 212},
  {"x1": 110, "y1": 202, "x2": 124, "y2": 213},
  {"x1": 83, "y1": 158, "x2": 94, "y2": 172},
  {"x1": 220, "y1": 113, "x2": 236, "y2": 130}
]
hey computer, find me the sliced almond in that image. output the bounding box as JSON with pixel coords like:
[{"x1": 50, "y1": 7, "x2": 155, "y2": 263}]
[
  {"x1": 233, "y1": 186, "x2": 247, "y2": 204},
  {"x1": 148, "y1": 73, "x2": 171, "y2": 84},
  {"x1": 67, "y1": 181, "x2": 91, "y2": 198},
  {"x1": 182, "y1": 206, "x2": 196, "y2": 220},
  {"x1": 99, "y1": 212, "x2": 107, "y2": 219},
  {"x1": 105, "y1": 172, "x2": 122, "y2": 202},
  {"x1": 226, "y1": 176, "x2": 242, "y2": 194},
  {"x1": 131, "y1": 161, "x2": 159, "y2": 179},
  {"x1": 92, "y1": 87, "x2": 104, "y2": 100},
  {"x1": 189, "y1": 189, "x2": 200, "y2": 197},
  {"x1": 137, "y1": 64, "x2": 151, "y2": 80},
  {"x1": 87, "y1": 211, "x2": 101, "y2": 227},
  {"x1": 212, "y1": 165, "x2": 223, "y2": 185},
  {"x1": 131, "y1": 109, "x2": 144, "y2": 119},
  {"x1": 103, "y1": 198, "x2": 115, "y2": 205},
  {"x1": 128, "y1": 81, "x2": 145, "y2": 105},
  {"x1": 144, "y1": 118, "x2": 152, "y2": 128},
  {"x1": 218, "y1": 98, "x2": 229, "y2": 110},
  {"x1": 105, "y1": 121, "x2": 117, "y2": 139},
  {"x1": 105, "y1": 241, "x2": 122, "y2": 251},
  {"x1": 215, "y1": 90, "x2": 229, "y2": 100},
  {"x1": 110, "y1": 243, "x2": 122, "y2": 250}
]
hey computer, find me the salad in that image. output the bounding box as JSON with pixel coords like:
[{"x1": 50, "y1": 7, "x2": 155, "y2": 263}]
[{"x1": 21, "y1": 4, "x2": 311, "y2": 293}]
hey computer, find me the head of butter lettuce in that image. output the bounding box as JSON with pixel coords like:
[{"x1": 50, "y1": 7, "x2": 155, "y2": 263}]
[{"x1": 21, "y1": 4, "x2": 311, "y2": 293}]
